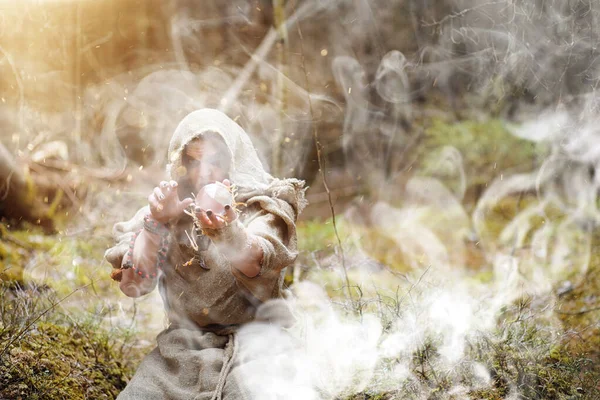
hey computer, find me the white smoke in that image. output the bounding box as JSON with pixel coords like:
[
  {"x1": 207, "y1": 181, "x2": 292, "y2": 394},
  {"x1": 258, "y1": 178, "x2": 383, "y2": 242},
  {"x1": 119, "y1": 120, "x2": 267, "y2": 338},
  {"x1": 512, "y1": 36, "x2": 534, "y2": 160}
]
[
  {"x1": 4, "y1": 1, "x2": 599, "y2": 398},
  {"x1": 234, "y1": 2, "x2": 600, "y2": 395}
]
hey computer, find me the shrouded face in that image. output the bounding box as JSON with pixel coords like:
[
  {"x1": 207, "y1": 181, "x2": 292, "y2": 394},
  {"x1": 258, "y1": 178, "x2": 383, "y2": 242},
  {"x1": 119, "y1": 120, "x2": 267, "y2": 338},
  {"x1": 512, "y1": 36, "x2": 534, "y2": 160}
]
[{"x1": 181, "y1": 134, "x2": 230, "y2": 192}]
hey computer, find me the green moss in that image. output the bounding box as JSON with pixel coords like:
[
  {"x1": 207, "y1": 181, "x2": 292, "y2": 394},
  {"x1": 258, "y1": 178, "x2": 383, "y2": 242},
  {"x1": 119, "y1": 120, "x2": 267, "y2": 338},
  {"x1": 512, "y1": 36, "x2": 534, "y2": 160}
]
[
  {"x1": 305, "y1": 212, "x2": 600, "y2": 399},
  {"x1": 555, "y1": 230, "x2": 600, "y2": 386},
  {"x1": 0, "y1": 225, "x2": 28, "y2": 283},
  {"x1": 344, "y1": 393, "x2": 394, "y2": 400},
  {"x1": 357, "y1": 228, "x2": 411, "y2": 273},
  {"x1": 46, "y1": 189, "x2": 64, "y2": 219},
  {"x1": 469, "y1": 269, "x2": 494, "y2": 284},
  {"x1": 0, "y1": 221, "x2": 116, "y2": 300},
  {"x1": 416, "y1": 118, "x2": 549, "y2": 205},
  {"x1": 297, "y1": 218, "x2": 412, "y2": 274},
  {"x1": 294, "y1": 219, "x2": 346, "y2": 285},
  {"x1": 297, "y1": 219, "x2": 346, "y2": 254},
  {"x1": 1, "y1": 322, "x2": 130, "y2": 399},
  {"x1": 0, "y1": 284, "x2": 145, "y2": 399}
]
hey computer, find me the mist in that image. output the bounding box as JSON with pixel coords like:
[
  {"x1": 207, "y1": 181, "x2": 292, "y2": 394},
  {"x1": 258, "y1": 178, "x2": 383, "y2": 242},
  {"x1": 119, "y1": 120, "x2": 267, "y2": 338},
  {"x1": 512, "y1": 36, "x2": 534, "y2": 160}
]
[{"x1": 1, "y1": 0, "x2": 600, "y2": 399}]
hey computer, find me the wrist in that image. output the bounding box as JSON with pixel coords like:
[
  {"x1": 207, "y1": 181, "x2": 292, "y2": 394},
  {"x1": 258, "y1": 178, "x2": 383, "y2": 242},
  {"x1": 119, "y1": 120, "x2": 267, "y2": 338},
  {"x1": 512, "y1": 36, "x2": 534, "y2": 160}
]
[
  {"x1": 144, "y1": 214, "x2": 171, "y2": 236},
  {"x1": 121, "y1": 230, "x2": 159, "y2": 279},
  {"x1": 152, "y1": 217, "x2": 169, "y2": 225},
  {"x1": 149, "y1": 213, "x2": 172, "y2": 225},
  {"x1": 120, "y1": 225, "x2": 169, "y2": 280},
  {"x1": 205, "y1": 219, "x2": 248, "y2": 247},
  {"x1": 228, "y1": 235, "x2": 264, "y2": 278},
  {"x1": 208, "y1": 221, "x2": 264, "y2": 275}
]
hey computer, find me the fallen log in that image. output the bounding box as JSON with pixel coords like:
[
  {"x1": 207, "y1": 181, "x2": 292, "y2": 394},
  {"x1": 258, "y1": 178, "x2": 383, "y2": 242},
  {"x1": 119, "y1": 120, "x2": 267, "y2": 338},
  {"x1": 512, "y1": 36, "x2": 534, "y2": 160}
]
[{"x1": 0, "y1": 143, "x2": 54, "y2": 232}]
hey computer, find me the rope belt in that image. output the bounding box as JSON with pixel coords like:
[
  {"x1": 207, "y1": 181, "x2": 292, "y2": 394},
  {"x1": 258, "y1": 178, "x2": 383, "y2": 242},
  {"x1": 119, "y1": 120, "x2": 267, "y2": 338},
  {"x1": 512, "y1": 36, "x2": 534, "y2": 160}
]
[{"x1": 210, "y1": 333, "x2": 238, "y2": 400}]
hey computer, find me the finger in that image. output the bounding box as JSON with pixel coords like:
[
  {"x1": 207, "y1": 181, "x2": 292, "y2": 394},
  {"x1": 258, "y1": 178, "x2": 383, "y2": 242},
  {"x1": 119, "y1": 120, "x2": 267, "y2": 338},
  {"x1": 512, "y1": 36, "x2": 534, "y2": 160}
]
[
  {"x1": 222, "y1": 179, "x2": 231, "y2": 187},
  {"x1": 161, "y1": 186, "x2": 173, "y2": 198},
  {"x1": 206, "y1": 209, "x2": 220, "y2": 226},
  {"x1": 148, "y1": 195, "x2": 160, "y2": 212},
  {"x1": 195, "y1": 207, "x2": 212, "y2": 228},
  {"x1": 214, "y1": 213, "x2": 227, "y2": 227},
  {"x1": 153, "y1": 187, "x2": 165, "y2": 202},
  {"x1": 149, "y1": 193, "x2": 164, "y2": 212},
  {"x1": 223, "y1": 204, "x2": 237, "y2": 222},
  {"x1": 157, "y1": 182, "x2": 171, "y2": 199},
  {"x1": 179, "y1": 197, "x2": 194, "y2": 212},
  {"x1": 166, "y1": 180, "x2": 179, "y2": 199}
]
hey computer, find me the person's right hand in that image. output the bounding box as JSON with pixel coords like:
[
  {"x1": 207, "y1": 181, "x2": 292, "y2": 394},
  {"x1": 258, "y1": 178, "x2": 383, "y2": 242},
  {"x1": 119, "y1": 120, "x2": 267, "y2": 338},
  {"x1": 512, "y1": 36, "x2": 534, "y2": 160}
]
[
  {"x1": 148, "y1": 180, "x2": 194, "y2": 224},
  {"x1": 194, "y1": 179, "x2": 237, "y2": 231}
]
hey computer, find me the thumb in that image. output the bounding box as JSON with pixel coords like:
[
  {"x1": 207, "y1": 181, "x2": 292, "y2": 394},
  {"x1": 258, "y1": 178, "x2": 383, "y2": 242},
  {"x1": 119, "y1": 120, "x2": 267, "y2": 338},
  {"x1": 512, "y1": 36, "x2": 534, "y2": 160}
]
[{"x1": 179, "y1": 197, "x2": 194, "y2": 212}]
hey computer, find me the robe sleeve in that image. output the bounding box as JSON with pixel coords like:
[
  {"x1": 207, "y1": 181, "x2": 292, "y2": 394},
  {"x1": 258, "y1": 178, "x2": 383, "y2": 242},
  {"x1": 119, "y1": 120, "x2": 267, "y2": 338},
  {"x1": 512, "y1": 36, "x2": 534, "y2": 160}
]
[
  {"x1": 104, "y1": 206, "x2": 148, "y2": 270},
  {"x1": 228, "y1": 186, "x2": 304, "y2": 303}
]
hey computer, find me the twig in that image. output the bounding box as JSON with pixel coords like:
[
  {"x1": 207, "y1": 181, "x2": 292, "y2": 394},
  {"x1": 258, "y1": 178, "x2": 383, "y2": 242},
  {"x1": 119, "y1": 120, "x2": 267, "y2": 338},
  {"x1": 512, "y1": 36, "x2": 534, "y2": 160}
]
[
  {"x1": 64, "y1": 227, "x2": 95, "y2": 237},
  {"x1": 555, "y1": 306, "x2": 600, "y2": 316},
  {"x1": 219, "y1": 28, "x2": 278, "y2": 114},
  {"x1": 219, "y1": 0, "x2": 314, "y2": 113},
  {"x1": 421, "y1": 1, "x2": 505, "y2": 27},
  {"x1": 272, "y1": 0, "x2": 289, "y2": 177},
  {"x1": 292, "y1": 3, "x2": 355, "y2": 311},
  {"x1": 0, "y1": 282, "x2": 93, "y2": 359},
  {"x1": 27, "y1": 162, "x2": 79, "y2": 207},
  {"x1": 0, "y1": 171, "x2": 13, "y2": 201},
  {"x1": 0, "y1": 45, "x2": 25, "y2": 145},
  {"x1": 397, "y1": 264, "x2": 432, "y2": 308},
  {"x1": 2, "y1": 233, "x2": 34, "y2": 252},
  {"x1": 30, "y1": 158, "x2": 127, "y2": 182},
  {"x1": 305, "y1": 185, "x2": 360, "y2": 204}
]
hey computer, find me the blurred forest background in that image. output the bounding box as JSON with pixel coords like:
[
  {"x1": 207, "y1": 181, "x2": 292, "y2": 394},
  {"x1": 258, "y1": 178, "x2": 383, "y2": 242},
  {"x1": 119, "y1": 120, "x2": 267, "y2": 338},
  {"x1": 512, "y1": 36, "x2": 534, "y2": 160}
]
[{"x1": 1, "y1": 0, "x2": 600, "y2": 399}]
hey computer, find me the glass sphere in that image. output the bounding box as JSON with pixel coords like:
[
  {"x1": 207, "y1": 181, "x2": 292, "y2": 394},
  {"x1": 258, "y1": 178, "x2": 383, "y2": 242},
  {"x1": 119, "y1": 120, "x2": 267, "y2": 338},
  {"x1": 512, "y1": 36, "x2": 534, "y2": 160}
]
[{"x1": 195, "y1": 182, "x2": 234, "y2": 214}]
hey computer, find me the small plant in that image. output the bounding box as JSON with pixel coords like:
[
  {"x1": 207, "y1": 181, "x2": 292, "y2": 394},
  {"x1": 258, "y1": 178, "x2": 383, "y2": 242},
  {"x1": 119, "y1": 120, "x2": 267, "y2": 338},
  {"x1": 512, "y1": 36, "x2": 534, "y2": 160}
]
[{"x1": 0, "y1": 281, "x2": 146, "y2": 399}]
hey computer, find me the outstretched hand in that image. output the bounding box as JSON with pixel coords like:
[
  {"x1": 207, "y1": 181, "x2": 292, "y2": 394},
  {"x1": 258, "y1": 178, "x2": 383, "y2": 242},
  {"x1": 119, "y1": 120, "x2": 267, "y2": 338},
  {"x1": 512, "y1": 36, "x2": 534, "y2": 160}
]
[
  {"x1": 194, "y1": 179, "x2": 238, "y2": 231},
  {"x1": 148, "y1": 180, "x2": 194, "y2": 224}
]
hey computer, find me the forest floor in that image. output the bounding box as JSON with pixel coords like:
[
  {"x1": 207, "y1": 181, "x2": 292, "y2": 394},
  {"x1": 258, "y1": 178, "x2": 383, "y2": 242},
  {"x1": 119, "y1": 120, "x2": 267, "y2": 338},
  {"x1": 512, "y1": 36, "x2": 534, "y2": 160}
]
[{"x1": 1, "y1": 113, "x2": 600, "y2": 399}]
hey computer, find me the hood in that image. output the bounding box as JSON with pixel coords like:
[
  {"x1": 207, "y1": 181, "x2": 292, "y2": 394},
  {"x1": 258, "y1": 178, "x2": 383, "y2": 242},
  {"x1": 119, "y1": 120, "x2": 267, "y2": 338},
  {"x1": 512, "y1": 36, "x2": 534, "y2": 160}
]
[{"x1": 167, "y1": 109, "x2": 272, "y2": 189}]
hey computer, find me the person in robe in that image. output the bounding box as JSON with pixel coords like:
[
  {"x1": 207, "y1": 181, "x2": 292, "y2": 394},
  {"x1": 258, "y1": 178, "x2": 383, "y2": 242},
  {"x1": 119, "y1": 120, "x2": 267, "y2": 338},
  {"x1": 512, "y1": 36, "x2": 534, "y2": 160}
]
[{"x1": 105, "y1": 108, "x2": 307, "y2": 399}]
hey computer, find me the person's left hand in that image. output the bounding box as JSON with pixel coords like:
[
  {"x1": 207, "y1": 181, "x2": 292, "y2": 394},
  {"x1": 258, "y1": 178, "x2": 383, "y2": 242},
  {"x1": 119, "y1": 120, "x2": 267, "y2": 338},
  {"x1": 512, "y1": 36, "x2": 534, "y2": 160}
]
[{"x1": 194, "y1": 179, "x2": 238, "y2": 230}]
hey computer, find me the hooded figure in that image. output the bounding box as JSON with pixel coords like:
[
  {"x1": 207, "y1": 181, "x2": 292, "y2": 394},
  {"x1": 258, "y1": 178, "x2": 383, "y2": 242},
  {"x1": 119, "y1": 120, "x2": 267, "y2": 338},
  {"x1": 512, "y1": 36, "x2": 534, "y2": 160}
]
[{"x1": 105, "y1": 109, "x2": 307, "y2": 399}]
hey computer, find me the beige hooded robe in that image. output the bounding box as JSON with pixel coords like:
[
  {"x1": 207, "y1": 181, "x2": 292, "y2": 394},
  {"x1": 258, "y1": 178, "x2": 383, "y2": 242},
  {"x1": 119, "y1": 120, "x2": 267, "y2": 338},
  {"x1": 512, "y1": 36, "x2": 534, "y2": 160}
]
[{"x1": 104, "y1": 109, "x2": 307, "y2": 400}]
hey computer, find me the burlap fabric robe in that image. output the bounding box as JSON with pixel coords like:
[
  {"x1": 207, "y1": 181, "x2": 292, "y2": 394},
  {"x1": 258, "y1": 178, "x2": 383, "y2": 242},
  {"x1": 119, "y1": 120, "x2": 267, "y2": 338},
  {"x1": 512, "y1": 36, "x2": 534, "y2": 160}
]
[{"x1": 105, "y1": 109, "x2": 306, "y2": 400}]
